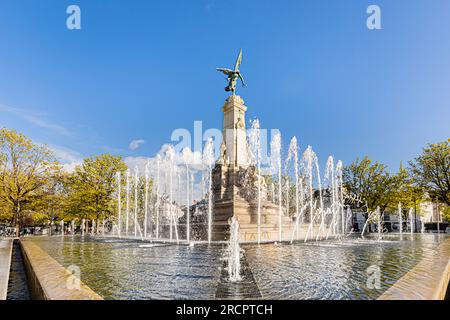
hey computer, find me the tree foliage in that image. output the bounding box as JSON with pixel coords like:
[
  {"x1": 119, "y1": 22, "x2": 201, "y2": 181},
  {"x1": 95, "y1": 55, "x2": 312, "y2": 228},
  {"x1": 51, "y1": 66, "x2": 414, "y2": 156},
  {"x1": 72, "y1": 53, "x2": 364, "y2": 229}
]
[
  {"x1": 343, "y1": 156, "x2": 397, "y2": 212},
  {"x1": 0, "y1": 128, "x2": 60, "y2": 233},
  {"x1": 63, "y1": 154, "x2": 127, "y2": 221},
  {"x1": 409, "y1": 140, "x2": 450, "y2": 206}
]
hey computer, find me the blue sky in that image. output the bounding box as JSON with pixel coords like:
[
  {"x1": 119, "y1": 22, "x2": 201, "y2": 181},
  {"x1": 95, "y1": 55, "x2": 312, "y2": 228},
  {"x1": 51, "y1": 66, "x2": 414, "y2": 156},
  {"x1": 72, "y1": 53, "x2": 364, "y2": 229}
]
[{"x1": 0, "y1": 0, "x2": 449, "y2": 171}]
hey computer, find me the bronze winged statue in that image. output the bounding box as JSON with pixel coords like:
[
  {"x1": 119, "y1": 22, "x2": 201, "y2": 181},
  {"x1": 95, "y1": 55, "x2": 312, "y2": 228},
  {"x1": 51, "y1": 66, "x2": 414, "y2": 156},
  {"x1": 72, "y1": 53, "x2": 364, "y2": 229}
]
[{"x1": 216, "y1": 49, "x2": 246, "y2": 95}]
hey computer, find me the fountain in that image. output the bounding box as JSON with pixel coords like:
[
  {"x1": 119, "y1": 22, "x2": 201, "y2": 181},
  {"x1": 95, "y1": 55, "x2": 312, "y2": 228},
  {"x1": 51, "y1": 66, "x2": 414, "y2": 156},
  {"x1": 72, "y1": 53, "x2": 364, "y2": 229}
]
[
  {"x1": 81, "y1": 218, "x2": 85, "y2": 236},
  {"x1": 271, "y1": 132, "x2": 283, "y2": 242},
  {"x1": 336, "y1": 160, "x2": 345, "y2": 235},
  {"x1": 182, "y1": 148, "x2": 191, "y2": 243},
  {"x1": 125, "y1": 168, "x2": 130, "y2": 235},
  {"x1": 166, "y1": 146, "x2": 175, "y2": 241},
  {"x1": 286, "y1": 137, "x2": 300, "y2": 239},
  {"x1": 116, "y1": 171, "x2": 122, "y2": 237},
  {"x1": 420, "y1": 216, "x2": 425, "y2": 233},
  {"x1": 227, "y1": 216, "x2": 242, "y2": 282},
  {"x1": 144, "y1": 161, "x2": 150, "y2": 239},
  {"x1": 377, "y1": 207, "x2": 383, "y2": 240},
  {"x1": 133, "y1": 166, "x2": 139, "y2": 238},
  {"x1": 249, "y1": 119, "x2": 262, "y2": 244},
  {"x1": 27, "y1": 50, "x2": 447, "y2": 302},
  {"x1": 408, "y1": 208, "x2": 414, "y2": 234},
  {"x1": 203, "y1": 138, "x2": 214, "y2": 244},
  {"x1": 155, "y1": 154, "x2": 161, "y2": 239},
  {"x1": 101, "y1": 53, "x2": 404, "y2": 246},
  {"x1": 303, "y1": 146, "x2": 316, "y2": 242}
]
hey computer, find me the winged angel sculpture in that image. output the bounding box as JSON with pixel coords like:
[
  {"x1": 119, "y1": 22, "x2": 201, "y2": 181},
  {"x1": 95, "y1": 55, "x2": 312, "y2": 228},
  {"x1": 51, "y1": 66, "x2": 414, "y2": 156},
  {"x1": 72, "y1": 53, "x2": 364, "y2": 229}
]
[{"x1": 216, "y1": 49, "x2": 246, "y2": 95}]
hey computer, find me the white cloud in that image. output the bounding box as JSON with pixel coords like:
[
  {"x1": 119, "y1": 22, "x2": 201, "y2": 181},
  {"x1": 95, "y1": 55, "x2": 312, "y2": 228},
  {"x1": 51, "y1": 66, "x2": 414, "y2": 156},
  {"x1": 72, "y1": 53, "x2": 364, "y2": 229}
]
[
  {"x1": 129, "y1": 139, "x2": 145, "y2": 150},
  {"x1": 124, "y1": 145, "x2": 205, "y2": 175},
  {"x1": 48, "y1": 144, "x2": 83, "y2": 173},
  {"x1": 0, "y1": 103, "x2": 70, "y2": 136}
]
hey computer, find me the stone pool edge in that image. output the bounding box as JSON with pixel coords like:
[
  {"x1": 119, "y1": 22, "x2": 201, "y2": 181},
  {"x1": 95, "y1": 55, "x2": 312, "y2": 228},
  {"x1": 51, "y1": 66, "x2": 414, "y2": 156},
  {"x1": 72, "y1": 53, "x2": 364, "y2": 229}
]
[
  {"x1": 20, "y1": 239, "x2": 103, "y2": 300},
  {"x1": 378, "y1": 236, "x2": 450, "y2": 300},
  {"x1": 0, "y1": 238, "x2": 13, "y2": 300}
]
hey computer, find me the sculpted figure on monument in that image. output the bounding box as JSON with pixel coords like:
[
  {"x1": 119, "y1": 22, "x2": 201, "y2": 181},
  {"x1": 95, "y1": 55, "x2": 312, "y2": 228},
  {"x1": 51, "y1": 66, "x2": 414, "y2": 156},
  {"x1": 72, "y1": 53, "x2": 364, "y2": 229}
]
[
  {"x1": 216, "y1": 49, "x2": 246, "y2": 95},
  {"x1": 235, "y1": 117, "x2": 244, "y2": 129},
  {"x1": 236, "y1": 166, "x2": 268, "y2": 203},
  {"x1": 218, "y1": 140, "x2": 229, "y2": 165}
]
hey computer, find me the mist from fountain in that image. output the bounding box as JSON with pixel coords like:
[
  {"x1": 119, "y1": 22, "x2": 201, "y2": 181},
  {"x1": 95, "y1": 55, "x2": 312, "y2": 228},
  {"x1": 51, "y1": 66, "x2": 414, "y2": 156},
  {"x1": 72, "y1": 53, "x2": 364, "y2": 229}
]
[
  {"x1": 315, "y1": 153, "x2": 325, "y2": 240},
  {"x1": 303, "y1": 146, "x2": 316, "y2": 242},
  {"x1": 133, "y1": 167, "x2": 139, "y2": 237},
  {"x1": 286, "y1": 137, "x2": 300, "y2": 239},
  {"x1": 125, "y1": 169, "x2": 130, "y2": 235},
  {"x1": 144, "y1": 161, "x2": 150, "y2": 239},
  {"x1": 227, "y1": 216, "x2": 242, "y2": 282},
  {"x1": 346, "y1": 207, "x2": 353, "y2": 233},
  {"x1": 166, "y1": 145, "x2": 175, "y2": 241},
  {"x1": 116, "y1": 171, "x2": 122, "y2": 237},
  {"x1": 155, "y1": 155, "x2": 161, "y2": 239},
  {"x1": 336, "y1": 160, "x2": 345, "y2": 235},
  {"x1": 270, "y1": 132, "x2": 282, "y2": 242},
  {"x1": 408, "y1": 208, "x2": 414, "y2": 234},
  {"x1": 249, "y1": 119, "x2": 262, "y2": 244},
  {"x1": 203, "y1": 138, "x2": 215, "y2": 244},
  {"x1": 377, "y1": 207, "x2": 383, "y2": 240},
  {"x1": 182, "y1": 148, "x2": 191, "y2": 243}
]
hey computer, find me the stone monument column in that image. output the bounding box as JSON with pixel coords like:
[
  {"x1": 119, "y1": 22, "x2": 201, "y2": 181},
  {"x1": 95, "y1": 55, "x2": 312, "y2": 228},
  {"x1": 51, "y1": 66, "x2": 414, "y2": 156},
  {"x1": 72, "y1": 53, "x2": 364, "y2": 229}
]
[{"x1": 221, "y1": 95, "x2": 248, "y2": 167}]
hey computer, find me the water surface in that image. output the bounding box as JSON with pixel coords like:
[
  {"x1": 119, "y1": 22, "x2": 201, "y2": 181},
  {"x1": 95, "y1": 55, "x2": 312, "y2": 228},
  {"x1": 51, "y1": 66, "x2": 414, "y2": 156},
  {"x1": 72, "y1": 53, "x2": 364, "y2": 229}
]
[{"x1": 30, "y1": 234, "x2": 447, "y2": 300}]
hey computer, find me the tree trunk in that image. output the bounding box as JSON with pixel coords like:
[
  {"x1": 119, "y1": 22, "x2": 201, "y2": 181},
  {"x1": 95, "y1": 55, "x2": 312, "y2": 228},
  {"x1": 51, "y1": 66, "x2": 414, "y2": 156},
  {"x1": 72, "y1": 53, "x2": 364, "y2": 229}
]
[{"x1": 15, "y1": 202, "x2": 20, "y2": 237}]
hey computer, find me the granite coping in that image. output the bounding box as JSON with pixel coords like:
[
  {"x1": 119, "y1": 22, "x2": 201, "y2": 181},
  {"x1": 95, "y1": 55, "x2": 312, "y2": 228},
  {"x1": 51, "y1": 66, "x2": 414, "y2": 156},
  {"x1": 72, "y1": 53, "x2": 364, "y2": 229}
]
[
  {"x1": 378, "y1": 236, "x2": 450, "y2": 300},
  {"x1": 20, "y1": 239, "x2": 103, "y2": 300},
  {"x1": 0, "y1": 238, "x2": 13, "y2": 300}
]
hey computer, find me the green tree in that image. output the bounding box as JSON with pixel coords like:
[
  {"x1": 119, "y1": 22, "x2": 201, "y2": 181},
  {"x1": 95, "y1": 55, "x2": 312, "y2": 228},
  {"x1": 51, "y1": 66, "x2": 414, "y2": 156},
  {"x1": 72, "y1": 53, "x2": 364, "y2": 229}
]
[
  {"x1": 392, "y1": 162, "x2": 425, "y2": 227},
  {"x1": 343, "y1": 156, "x2": 396, "y2": 213},
  {"x1": 409, "y1": 140, "x2": 450, "y2": 206},
  {"x1": 442, "y1": 205, "x2": 450, "y2": 222},
  {"x1": 0, "y1": 128, "x2": 60, "y2": 235},
  {"x1": 64, "y1": 154, "x2": 127, "y2": 222}
]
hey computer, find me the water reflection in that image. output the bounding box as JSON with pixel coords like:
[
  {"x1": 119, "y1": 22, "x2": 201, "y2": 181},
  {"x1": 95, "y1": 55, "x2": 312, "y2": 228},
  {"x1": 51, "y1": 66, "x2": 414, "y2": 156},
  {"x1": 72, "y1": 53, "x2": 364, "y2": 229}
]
[{"x1": 31, "y1": 234, "x2": 447, "y2": 300}]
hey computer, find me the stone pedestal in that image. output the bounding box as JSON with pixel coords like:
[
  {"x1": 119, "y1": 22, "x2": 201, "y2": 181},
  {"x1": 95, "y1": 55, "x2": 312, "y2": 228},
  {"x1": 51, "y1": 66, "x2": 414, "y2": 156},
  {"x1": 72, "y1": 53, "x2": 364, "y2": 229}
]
[
  {"x1": 221, "y1": 95, "x2": 248, "y2": 167},
  {"x1": 212, "y1": 95, "x2": 295, "y2": 242}
]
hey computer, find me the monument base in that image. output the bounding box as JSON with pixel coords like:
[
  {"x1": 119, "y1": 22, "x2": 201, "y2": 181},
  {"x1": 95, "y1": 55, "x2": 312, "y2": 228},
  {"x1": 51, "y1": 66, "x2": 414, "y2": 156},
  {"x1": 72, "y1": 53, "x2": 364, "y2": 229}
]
[{"x1": 212, "y1": 163, "x2": 297, "y2": 242}]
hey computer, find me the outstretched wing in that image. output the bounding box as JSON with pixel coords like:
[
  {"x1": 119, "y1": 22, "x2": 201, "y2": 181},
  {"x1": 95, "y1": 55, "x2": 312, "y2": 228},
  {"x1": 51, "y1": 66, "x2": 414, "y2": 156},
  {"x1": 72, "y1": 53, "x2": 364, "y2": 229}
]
[
  {"x1": 238, "y1": 73, "x2": 246, "y2": 87},
  {"x1": 234, "y1": 48, "x2": 243, "y2": 72},
  {"x1": 216, "y1": 67, "x2": 233, "y2": 75}
]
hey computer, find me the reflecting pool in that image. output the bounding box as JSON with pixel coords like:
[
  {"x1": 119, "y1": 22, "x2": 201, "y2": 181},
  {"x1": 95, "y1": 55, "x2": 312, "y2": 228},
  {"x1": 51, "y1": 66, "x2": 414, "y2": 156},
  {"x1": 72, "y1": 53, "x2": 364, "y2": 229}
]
[{"x1": 30, "y1": 234, "x2": 447, "y2": 300}]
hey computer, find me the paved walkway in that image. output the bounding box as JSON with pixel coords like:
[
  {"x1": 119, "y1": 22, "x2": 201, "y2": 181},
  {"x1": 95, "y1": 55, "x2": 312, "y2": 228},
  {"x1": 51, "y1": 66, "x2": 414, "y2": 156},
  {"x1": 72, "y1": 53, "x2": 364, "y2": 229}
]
[{"x1": 0, "y1": 238, "x2": 13, "y2": 300}]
